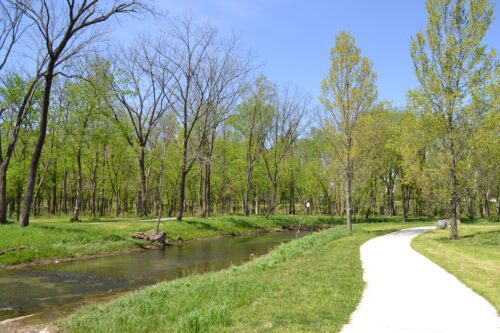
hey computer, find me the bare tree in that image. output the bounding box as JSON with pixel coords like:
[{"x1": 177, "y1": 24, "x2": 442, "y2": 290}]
[
  {"x1": 111, "y1": 37, "x2": 172, "y2": 217},
  {"x1": 0, "y1": 0, "x2": 23, "y2": 72},
  {"x1": 157, "y1": 16, "x2": 216, "y2": 221},
  {"x1": 155, "y1": 126, "x2": 171, "y2": 232},
  {"x1": 14, "y1": 0, "x2": 147, "y2": 227},
  {"x1": 196, "y1": 37, "x2": 249, "y2": 217},
  {"x1": 261, "y1": 86, "x2": 308, "y2": 217}
]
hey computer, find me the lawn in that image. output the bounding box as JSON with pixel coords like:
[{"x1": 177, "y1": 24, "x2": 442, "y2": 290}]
[
  {"x1": 0, "y1": 215, "x2": 337, "y2": 266},
  {"x1": 59, "y1": 223, "x2": 423, "y2": 333},
  {"x1": 412, "y1": 224, "x2": 500, "y2": 313}
]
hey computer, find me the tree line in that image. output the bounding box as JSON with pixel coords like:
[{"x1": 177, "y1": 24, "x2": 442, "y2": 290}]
[{"x1": 0, "y1": 0, "x2": 498, "y2": 239}]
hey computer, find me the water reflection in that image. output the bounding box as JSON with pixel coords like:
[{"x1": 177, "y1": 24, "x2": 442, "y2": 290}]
[{"x1": 0, "y1": 231, "x2": 307, "y2": 321}]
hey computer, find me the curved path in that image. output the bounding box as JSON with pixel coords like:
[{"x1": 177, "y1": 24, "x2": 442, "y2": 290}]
[{"x1": 341, "y1": 227, "x2": 499, "y2": 333}]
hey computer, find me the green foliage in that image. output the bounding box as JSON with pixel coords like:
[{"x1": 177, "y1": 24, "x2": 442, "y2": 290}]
[
  {"x1": 408, "y1": 0, "x2": 496, "y2": 228},
  {"x1": 0, "y1": 1, "x2": 496, "y2": 235}
]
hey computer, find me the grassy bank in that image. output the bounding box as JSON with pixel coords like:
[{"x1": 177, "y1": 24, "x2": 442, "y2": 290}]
[
  {"x1": 0, "y1": 215, "x2": 335, "y2": 266},
  {"x1": 412, "y1": 224, "x2": 500, "y2": 313},
  {"x1": 60, "y1": 223, "x2": 420, "y2": 333}
]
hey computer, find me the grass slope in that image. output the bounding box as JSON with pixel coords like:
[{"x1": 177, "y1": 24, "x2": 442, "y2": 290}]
[
  {"x1": 0, "y1": 215, "x2": 334, "y2": 266},
  {"x1": 60, "y1": 223, "x2": 415, "y2": 333},
  {"x1": 412, "y1": 224, "x2": 500, "y2": 313}
]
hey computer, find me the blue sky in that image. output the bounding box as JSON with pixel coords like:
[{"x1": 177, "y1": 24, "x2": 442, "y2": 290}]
[{"x1": 119, "y1": 0, "x2": 499, "y2": 107}]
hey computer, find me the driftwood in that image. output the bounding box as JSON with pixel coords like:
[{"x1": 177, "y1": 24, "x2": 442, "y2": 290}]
[
  {"x1": 149, "y1": 232, "x2": 166, "y2": 243},
  {"x1": 131, "y1": 232, "x2": 171, "y2": 246}
]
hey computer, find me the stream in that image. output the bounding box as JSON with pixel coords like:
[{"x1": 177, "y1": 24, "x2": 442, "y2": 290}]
[{"x1": 0, "y1": 231, "x2": 307, "y2": 323}]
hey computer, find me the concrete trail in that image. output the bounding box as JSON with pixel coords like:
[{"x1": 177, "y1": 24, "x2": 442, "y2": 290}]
[
  {"x1": 139, "y1": 217, "x2": 176, "y2": 222},
  {"x1": 341, "y1": 227, "x2": 500, "y2": 333}
]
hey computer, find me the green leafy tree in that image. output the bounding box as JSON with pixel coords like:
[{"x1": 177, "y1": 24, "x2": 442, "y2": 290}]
[
  {"x1": 410, "y1": 0, "x2": 494, "y2": 239},
  {"x1": 321, "y1": 31, "x2": 377, "y2": 232}
]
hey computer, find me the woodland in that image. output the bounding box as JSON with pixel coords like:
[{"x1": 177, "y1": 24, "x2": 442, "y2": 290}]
[{"x1": 0, "y1": 0, "x2": 497, "y2": 241}]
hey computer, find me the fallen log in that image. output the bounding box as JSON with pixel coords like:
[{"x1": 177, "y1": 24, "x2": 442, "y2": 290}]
[
  {"x1": 149, "y1": 232, "x2": 166, "y2": 243},
  {"x1": 131, "y1": 231, "x2": 169, "y2": 246}
]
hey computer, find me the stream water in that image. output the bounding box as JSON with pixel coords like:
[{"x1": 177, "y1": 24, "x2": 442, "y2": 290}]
[{"x1": 0, "y1": 231, "x2": 307, "y2": 323}]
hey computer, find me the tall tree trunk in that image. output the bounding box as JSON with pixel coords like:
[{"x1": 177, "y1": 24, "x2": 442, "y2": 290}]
[
  {"x1": 177, "y1": 170, "x2": 187, "y2": 221},
  {"x1": 139, "y1": 146, "x2": 148, "y2": 216},
  {"x1": 401, "y1": 183, "x2": 411, "y2": 223},
  {"x1": 345, "y1": 157, "x2": 352, "y2": 233},
  {"x1": 20, "y1": 71, "x2": 54, "y2": 227},
  {"x1": 0, "y1": 107, "x2": 7, "y2": 220},
  {"x1": 198, "y1": 159, "x2": 203, "y2": 212},
  {"x1": 99, "y1": 190, "x2": 105, "y2": 217},
  {"x1": 483, "y1": 191, "x2": 491, "y2": 221},
  {"x1": 91, "y1": 161, "x2": 98, "y2": 219},
  {"x1": 466, "y1": 188, "x2": 475, "y2": 219},
  {"x1": 63, "y1": 170, "x2": 68, "y2": 214},
  {"x1": 365, "y1": 180, "x2": 374, "y2": 221},
  {"x1": 15, "y1": 185, "x2": 21, "y2": 221},
  {"x1": 496, "y1": 191, "x2": 500, "y2": 218},
  {"x1": 177, "y1": 110, "x2": 191, "y2": 222},
  {"x1": 402, "y1": 190, "x2": 407, "y2": 223},
  {"x1": 0, "y1": 77, "x2": 39, "y2": 224},
  {"x1": 385, "y1": 178, "x2": 395, "y2": 216},
  {"x1": 72, "y1": 149, "x2": 82, "y2": 222},
  {"x1": 9, "y1": 197, "x2": 15, "y2": 218},
  {"x1": 244, "y1": 166, "x2": 253, "y2": 216},
  {"x1": 254, "y1": 190, "x2": 259, "y2": 215},
  {"x1": 478, "y1": 196, "x2": 484, "y2": 218},
  {"x1": 289, "y1": 170, "x2": 295, "y2": 215},
  {"x1": 449, "y1": 139, "x2": 459, "y2": 240},
  {"x1": 390, "y1": 190, "x2": 395, "y2": 216},
  {"x1": 0, "y1": 164, "x2": 7, "y2": 224},
  {"x1": 50, "y1": 171, "x2": 57, "y2": 215},
  {"x1": 266, "y1": 179, "x2": 278, "y2": 217},
  {"x1": 203, "y1": 162, "x2": 211, "y2": 217},
  {"x1": 115, "y1": 187, "x2": 121, "y2": 217}
]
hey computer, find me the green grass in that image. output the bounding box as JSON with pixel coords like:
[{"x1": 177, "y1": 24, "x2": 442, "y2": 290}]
[
  {"x1": 0, "y1": 215, "x2": 335, "y2": 266},
  {"x1": 59, "y1": 222, "x2": 423, "y2": 333},
  {"x1": 412, "y1": 224, "x2": 500, "y2": 313}
]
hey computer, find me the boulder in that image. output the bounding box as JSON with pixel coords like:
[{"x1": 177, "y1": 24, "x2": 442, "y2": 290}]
[{"x1": 435, "y1": 220, "x2": 447, "y2": 230}]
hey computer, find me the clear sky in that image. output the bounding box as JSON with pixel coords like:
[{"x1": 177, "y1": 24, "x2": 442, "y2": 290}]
[{"x1": 118, "y1": 0, "x2": 499, "y2": 108}]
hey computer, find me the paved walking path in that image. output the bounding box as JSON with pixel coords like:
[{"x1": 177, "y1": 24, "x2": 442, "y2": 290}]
[
  {"x1": 140, "y1": 217, "x2": 176, "y2": 222},
  {"x1": 341, "y1": 227, "x2": 500, "y2": 333}
]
